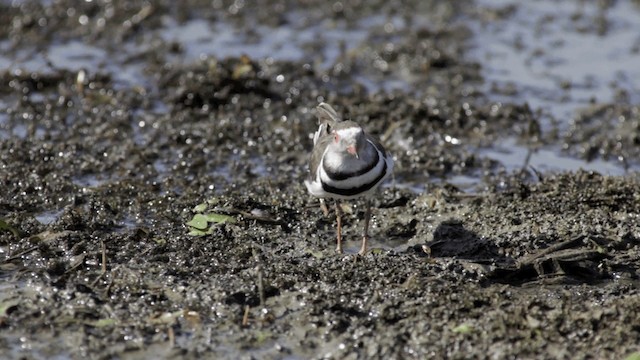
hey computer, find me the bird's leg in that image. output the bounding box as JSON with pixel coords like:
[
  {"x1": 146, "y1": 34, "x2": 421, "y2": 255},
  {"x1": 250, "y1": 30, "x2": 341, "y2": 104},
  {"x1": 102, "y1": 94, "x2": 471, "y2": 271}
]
[
  {"x1": 335, "y1": 201, "x2": 343, "y2": 253},
  {"x1": 359, "y1": 199, "x2": 372, "y2": 255},
  {"x1": 319, "y1": 198, "x2": 330, "y2": 217}
]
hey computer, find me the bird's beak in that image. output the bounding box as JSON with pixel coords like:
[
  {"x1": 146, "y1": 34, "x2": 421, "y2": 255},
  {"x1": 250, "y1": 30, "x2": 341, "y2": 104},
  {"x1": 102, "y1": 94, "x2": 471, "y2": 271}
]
[{"x1": 346, "y1": 145, "x2": 359, "y2": 159}]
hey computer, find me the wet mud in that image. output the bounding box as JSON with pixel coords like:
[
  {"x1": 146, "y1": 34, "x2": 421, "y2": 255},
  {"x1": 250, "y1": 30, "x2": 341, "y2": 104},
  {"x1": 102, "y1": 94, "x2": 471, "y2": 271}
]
[{"x1": 1, "y1": 0, "x2": 640, "y2": 359}]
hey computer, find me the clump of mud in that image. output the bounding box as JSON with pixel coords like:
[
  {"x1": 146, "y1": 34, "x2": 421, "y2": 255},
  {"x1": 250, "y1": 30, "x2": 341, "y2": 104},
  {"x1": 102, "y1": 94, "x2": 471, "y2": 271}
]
[{"x1": 564, "y1": 103, "x2": 640, "y2": 167}]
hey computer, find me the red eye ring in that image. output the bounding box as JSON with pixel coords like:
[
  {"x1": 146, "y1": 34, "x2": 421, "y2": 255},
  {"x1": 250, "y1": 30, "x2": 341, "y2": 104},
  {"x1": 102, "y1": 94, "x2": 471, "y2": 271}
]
[{"x1": 333, "y1": 133, "x2": 340, "y2": 143}]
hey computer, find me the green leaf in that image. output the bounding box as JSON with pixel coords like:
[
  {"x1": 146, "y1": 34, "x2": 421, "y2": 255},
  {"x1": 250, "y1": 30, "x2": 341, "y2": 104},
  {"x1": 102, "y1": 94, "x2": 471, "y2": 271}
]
[
  {"x1": 452, "y1": 323, "x2": 474, "y2": 334},
  {"x1": 186, "y1": 214, "x2": 209, "y2": 230},
  {"x1": 193, "y1": 203, "x2": 208, "y2": 213},
  {"x1": 204, "y1": 213, "x2": 236, "y2": 224},
  {"x1": 188, "y1": 228, "x2": 209, "y2": 236},
  {"x1": 0, "y1": 219, "x2": 19, "y2": 237},
  {"x1": 186, "y1": 212, "x2": 235, "y2": 236}
]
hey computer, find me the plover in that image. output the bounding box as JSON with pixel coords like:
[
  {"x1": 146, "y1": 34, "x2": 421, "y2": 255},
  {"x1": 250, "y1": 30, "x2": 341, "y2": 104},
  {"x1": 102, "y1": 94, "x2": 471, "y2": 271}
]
[{"x1": 305, "y1": 102, "x2": 394, "y2": 254}]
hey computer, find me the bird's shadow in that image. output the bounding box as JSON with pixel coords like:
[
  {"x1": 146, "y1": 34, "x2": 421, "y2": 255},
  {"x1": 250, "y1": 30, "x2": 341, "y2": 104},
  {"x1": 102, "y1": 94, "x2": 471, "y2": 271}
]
[{"x1": 425, "y1": 219, "x2": 513, "y2": 267}]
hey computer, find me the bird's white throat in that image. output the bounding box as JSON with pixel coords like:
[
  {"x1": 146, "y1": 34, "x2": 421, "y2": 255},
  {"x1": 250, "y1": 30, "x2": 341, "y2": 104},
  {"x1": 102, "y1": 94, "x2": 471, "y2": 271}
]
[{"x1": 323, "y1": 149, "x2": 362, "y2": 171}]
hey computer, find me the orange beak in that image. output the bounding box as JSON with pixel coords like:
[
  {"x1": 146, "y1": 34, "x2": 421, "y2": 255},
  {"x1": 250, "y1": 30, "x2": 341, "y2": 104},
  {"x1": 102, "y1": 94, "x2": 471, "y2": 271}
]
[{"x1": 346, "y1": 145, "x2": 359, "y2": 159}]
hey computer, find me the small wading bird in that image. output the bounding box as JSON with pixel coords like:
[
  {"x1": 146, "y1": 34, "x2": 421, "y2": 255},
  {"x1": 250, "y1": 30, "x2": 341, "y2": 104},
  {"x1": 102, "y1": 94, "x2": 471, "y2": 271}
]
[{"x1": 305, "y1": 102, "x2": 394, "y2": 254}]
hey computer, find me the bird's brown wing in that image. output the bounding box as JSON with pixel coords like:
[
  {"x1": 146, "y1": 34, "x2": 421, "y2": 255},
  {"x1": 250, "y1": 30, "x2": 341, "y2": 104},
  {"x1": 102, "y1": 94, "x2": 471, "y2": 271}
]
[
  {"x1": 308, "y1": 133, "x2": 333, "y2": 179},
  {"x1": 316, "y1": 102, "x2": 342, "y2": 123},
  {"x1": 309, "y1": 102, "x2": 345, "y2": 178}
]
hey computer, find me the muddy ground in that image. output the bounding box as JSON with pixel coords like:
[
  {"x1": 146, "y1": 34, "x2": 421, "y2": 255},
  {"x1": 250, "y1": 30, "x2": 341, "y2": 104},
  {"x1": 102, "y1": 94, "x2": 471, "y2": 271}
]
[{"x1": 1, "y1": 0, "x2": 640, "y2": 359}]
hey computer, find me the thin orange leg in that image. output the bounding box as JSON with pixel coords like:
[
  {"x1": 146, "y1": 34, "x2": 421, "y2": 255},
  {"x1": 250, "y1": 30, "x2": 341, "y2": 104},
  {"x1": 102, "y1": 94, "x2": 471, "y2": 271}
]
[
  {"x1": 335, "y1": 201, "x2": 343, "y2": 253},
  {"x1": 359, "y1": 200, "x2": 371, "y2": 255},
  {"x1": 319, "y1": 199, "x2": 330, "y2": 216}
]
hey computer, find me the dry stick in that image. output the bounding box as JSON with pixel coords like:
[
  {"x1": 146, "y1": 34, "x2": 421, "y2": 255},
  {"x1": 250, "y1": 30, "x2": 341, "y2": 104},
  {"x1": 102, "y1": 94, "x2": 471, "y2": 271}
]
[
  {"x1": 240, "y1": 248, "x2": 267, "y2": 327},
  {"x1": 91, "y1": 240, "x2": 108, "y2": 287},
  {"x1": 381, "y1": 119, "x2": 402, "y2": 143},
  {"x1": 242, "y1": 305, "x2": 250, "y2": 327},
  {"x1": 253, "y1": 248, "x2": 266, "y2": 307},
  {"x1": 167, "y1": 326, "x2": 175, "y2": 348},
  {"x1": 257, "y1": 267, "x2": 265, "y2": 307},
  {"x1": 3, "y1": 246, "x2": 38, "y2": 263},
  {"x1": 101, "y1": 240, "x2": 107, "y2": 273},
  {"x1": 518, "y1": 235, "x2": 586, "y2": 266},
  {"x1": 64, "y1": 254, "x2": 87, "y2": 274},
  {"x1": 522, "y1": 146, "x2": 533, "y2": 172}
]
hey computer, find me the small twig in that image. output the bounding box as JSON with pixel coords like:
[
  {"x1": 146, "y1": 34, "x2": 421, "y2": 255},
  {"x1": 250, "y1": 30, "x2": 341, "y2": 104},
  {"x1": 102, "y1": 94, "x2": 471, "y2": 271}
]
[
  {"x1": 3, "y1": 246, "x2": 38, "y2": 263},
  {"x1": 91, "y1": 240, "x2": 108, "y2": 287},
  {"x1": 237, "y1": 210, "x2": 286, "y2": 226},
  {"x1": 518, "y1": 235, "x2": 586, "y2": 265},
  {"x1": 381, "y1": 120, "x2": 402, "y2": 143},
  {"x1": 257, "y1": 270, "x2": 265, "y2": 306},
  {"x1": 101, "y1": 240, "x2": 107, "y2": 274},
  {"x1": 167, "y1": 326, "x2": 175, "y2": 348},
  {"x1": 253, "y1": 248, "x2": 266, "y2": 306},
  {"x1": 522, "y1": 146, "x2": 533, "y2": 171},
  {"x1": 64, "y1": 254, "x2": 87, "y2": 274},
  {"x1": 242, "y1": 305, "x2": 250, "y2": 327},
  {"x1": 529, "y1": 165, "x2": 544, "y2": 182},
  {"x1": 104, "y1": 264, "x2": 121, "y2": 297}
]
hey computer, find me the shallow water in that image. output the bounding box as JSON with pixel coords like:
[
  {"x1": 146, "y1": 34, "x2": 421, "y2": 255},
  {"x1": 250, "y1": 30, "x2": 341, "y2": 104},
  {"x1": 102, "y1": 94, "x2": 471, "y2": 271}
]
[
  {"x1": 472, "y1": 0, "x2": 640, "y2": 120},
  {"x1": 2, "y1": 1, "x2": 637, "y2": 183},
  {"x1": 470, "y1": 0, "x2": 640, "y2": 174},
  {"x1": 477, "y1": 136, "x2": 628, "y2": 175},
  {"x1": 34, "y1": 209, "x2": 64, "y2": 225}
]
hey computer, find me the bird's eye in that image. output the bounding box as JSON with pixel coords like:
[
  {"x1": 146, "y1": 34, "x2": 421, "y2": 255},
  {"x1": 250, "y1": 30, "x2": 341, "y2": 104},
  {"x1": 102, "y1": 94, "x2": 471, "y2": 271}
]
[{"x1": 333, "y1": 133, "x2": 339, "y2": 143}]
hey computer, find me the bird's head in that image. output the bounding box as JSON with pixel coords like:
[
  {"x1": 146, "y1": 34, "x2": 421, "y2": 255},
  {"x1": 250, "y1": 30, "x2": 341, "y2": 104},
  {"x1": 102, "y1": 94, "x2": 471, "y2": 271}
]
[{"x1": 331, "y1": 122, "x2": 366, "y2": 159}]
